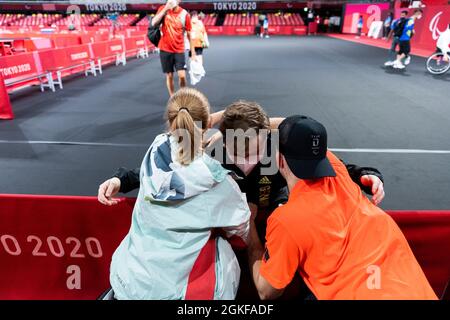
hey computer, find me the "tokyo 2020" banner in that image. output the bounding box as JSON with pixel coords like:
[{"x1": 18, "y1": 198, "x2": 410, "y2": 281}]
[{"x1": 1, "y1": 194, "x2": 450, "y2": 299}]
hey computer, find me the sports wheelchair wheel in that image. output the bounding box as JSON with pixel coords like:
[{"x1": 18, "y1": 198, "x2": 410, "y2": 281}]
[{"x1": 426, "y1": 52, "x2": 450, "y2": 75}]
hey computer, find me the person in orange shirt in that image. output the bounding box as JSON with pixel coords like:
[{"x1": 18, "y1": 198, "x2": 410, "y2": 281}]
[
  {"x1": 189, "y1": 11, "x2": 208, "y2": 65},
  {"x1": 247, "y1": 115, "x2": 438, "y2": 300},
  {"x1": 151, "y1": 0, "x2": 196, "y2": 96}
]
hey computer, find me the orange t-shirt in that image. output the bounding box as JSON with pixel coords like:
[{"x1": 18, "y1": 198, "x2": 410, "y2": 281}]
[
  {"x1": 260, "y1": 151, "x2": 437, "y2": 300},
  {"x1": 157, "y1": 6, "x2": 191, "y2": 53}
]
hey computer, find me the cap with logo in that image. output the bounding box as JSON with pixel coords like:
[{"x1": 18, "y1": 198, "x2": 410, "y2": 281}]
[{"x1": 278, "y1": 115, "x2": 336, "y2": 179}]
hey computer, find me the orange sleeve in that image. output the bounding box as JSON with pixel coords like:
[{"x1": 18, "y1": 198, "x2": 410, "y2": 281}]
[{"x1": 259, "y1": 215, "x2": 301, "y2": 289}]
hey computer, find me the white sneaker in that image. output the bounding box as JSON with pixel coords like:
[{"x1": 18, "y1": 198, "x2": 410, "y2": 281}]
[
  {"x1": 393, "y1": 61, "x2": 405, "y2": 69},
  {"x1": 404, "y1": 56, "x2": 411, "y2": 65},
  {"x1": 265, "y1": 35, "x2": 269, "y2": 38},
  {"x1": 384, "y1": 61, "x2": 395, "y2": 66}
]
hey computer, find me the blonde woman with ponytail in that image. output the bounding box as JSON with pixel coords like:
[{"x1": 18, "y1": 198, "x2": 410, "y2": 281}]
[{"x1": 109, "y1": 88, "x2": 250, "y2": 300}]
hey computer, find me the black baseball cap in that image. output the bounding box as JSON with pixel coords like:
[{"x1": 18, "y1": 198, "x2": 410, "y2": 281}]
[{"x1": 278, "y1": 115, "x2": 336, "y2": 179}]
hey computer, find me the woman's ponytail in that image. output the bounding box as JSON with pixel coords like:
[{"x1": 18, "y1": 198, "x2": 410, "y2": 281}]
[{"x1": 166, "y1": 88, "x2": 210, "y2": 165}]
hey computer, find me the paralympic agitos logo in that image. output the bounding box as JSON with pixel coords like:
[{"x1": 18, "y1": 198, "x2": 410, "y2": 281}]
[{"x1": 429, "y1": 11, "x2": 445, "y2": 40}]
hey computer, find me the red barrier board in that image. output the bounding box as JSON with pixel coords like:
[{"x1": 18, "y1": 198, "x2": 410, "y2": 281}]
[
  {"x1": 205, "y1": 26, "x2": 223, "y2": 36},
  {"x1": 124, "y1": 37, "x2": 138, "y2": 54},
  {"x1": 293, "y1": 26, "x2": 308, "y2": 36},
  {"x1": 66, "y1": 45, "x2": 91, "y2": 64},
  {"x1": 308, "y1": 22, "x2": 318, "y2": 34},
  {"x1": 128, "y1": 31, "x2": 147, "y2": 38},
  {"x1": 389, "y1": 210, "x2": 450, "y2": 297},
  {"x1": 235, "y1": 26, "x2": 253, "y2": 35},
  {"x1": 0, "y1": 194, "x2": 133, "y2": 299},
  {"x1": 124, "y1": 36, "x2": 147, "y2": 58},
  {"x1": 89, "y1": 39, "x2": 124, "y2": 65},
  {"x1": 37, "y1": 48, "x2": 60, "y2": 72},
  {"x1": 0, "y1": 71, "x2": 14, "y2": 119},
  {"x1": 38, "y1": 44, "x2": 91, "y2": 78},
  {"x1": 28, "y1": 37, "x2": 54, "y2": 51},
  {"x1": 269, "y1": 26, "x2": 307, "y2": 36},
  {"x1": 90, "y1": 41, "x2": 110, "y2": 61},
  {"x1": 63, "y1": 44, "x2": 93, "y2": 75},
  {"x1": 52, "y1": 34, "x2": 82, "y2": 48},
  {"x1": 211, "y1": 25, "x2": 307, "y2": 36},
  {"x1": 108, "y1": 39, "x2": 123, "y2": 50},
  {"x1": 79, "y1": 34, "x2": 93, "y2": 45},
  {"x1": 107, "y1": 39, "x2": 124, "y2": 62},
  {"x1": 0, "y1": 194, "x2": 449, "y2": 300},
  {"x1": 0, "y1": 52, "x2": 41, "y2": 92}
]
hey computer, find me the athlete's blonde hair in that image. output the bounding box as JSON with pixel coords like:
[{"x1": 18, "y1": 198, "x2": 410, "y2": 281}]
[{"x1": 166, "y1": 88, "x2": 210, "y2": 165}]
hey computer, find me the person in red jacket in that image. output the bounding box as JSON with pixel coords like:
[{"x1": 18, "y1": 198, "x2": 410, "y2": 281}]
[{"x1": 151, "y1": 0, "x2": 196, "y2": 96}]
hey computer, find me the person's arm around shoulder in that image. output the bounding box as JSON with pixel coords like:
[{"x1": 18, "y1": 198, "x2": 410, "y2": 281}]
[
  {"x1": 209, "y1": 110, "x2": 224, "y2": 128},
  {"x1": 98, "y1": 167, "x2": 140, "y2": 206},
  {"x1": 114, "y1": 167, "x2": 141, "y2": 193},
  {"x1": 344, "y1": 162, "x2": 385, "y2": 205}
]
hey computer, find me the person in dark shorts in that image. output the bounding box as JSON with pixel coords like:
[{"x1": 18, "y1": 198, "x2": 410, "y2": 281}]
[
  {"x1": 393, "y1": 9, "x2": 423, "y2": 69},
  {"x1": 384, "y1": 10, "x2": 408, "y2": 66},
  {"x1": 151, "y1": 0, "x2": 196, "y2": 96},
  {"x1": 189, "y1": 47, "x2": 203, "y2": 56},
  {"x1": 398, "y1": 41, "x2": 411, "y2": 59}
]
